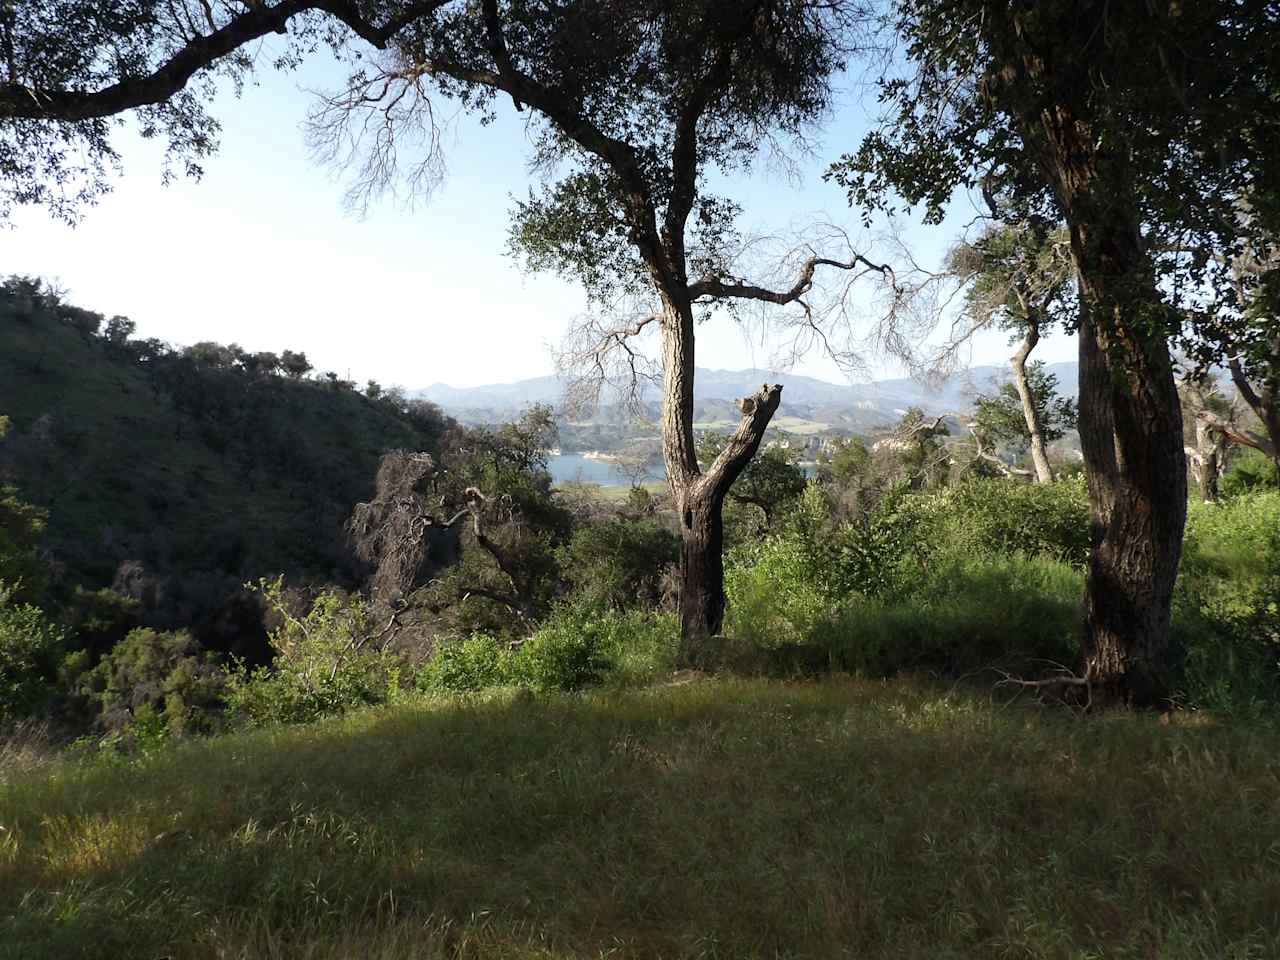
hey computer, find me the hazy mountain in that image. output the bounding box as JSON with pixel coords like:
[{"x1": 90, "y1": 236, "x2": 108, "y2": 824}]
[{"x1": 416, "y1": 361, "x2": 1082, "y2": 426}]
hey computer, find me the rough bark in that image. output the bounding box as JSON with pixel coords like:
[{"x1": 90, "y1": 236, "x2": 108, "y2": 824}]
[
  {"x1": 1009, "y1": 322, "x2": 1054, "y2": 484},
  {"x1": 657, "y1": 299, "x2": 782, "y2": 660},
  {"x1": 1073, "y1": 255, "x2": 1186, "y2": 708}
]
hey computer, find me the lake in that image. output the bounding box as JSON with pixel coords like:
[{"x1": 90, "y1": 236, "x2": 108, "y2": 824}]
[{"x1": 548, "y1": 453, "x2": 665, "y2": 486}]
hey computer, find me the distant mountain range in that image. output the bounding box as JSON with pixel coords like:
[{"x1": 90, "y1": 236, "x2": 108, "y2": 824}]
[{"x1": 416, "y1": 361, "x2": 1082, "y2": 429}]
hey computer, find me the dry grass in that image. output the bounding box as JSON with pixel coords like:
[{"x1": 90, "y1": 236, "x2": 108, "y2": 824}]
[{"x1": 2, "y1": 679, "x2": 1279, "y2": 959}]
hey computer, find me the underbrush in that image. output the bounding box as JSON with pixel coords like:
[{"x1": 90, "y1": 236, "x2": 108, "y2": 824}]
[{"x1": 3, "y1": 679, "x2": 1279, "y2": 960}]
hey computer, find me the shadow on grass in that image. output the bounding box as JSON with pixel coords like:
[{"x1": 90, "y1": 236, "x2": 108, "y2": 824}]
[{"x1": 3, "y1": 679, "x2": 1280, "y2": 959}]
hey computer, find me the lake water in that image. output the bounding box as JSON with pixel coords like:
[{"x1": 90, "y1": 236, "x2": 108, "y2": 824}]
[{"x1": 548, "y1": 453, "x2": 665, "y2": 486}]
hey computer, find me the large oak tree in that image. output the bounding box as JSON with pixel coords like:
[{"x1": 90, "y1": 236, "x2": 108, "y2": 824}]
[
  {"x1": 832, "y1": 0, "x2": 1280, "y2": 706},
  {"x1": 312, "y1": 0, "x2": 884, "y2": 660}
]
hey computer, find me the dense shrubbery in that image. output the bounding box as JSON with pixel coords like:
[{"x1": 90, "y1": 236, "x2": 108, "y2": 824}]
[
  {"x1": 417, "y1": 604, "x2": 678, "y2": 695},
  {"x1": 1175, "y1": 492, "x2": 1280, "y2": 717},
  {"x1": 224, "y1": 580, "x2": 399, "y2": 727},
  {"x1": 0, "y1": 584, "x2": 65, "y2": 723},
  {"x1": 79, "y1": 627, "x2": 226, "y2": 740}
]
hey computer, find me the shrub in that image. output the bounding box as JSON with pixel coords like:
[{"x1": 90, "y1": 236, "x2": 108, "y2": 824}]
[
  {"x1": 1220, "y1": 448, "x2": 1279, "y2": 498},
  {"x1": 416, "y1": 633, "x2": 509, "y2": 693},
  {"x1": 224, "y1": 579, "x2": 396, "y2": 726},
  {"x1": 514, "y1": 610, "x2": 612, "y2": 692},
  {"x1": 79, "y1": 627, "x2": 225, "y2": 739},
  {"x1": 557, "y1": 515, "x2": 679, "y2": 610},
  {"x1": 1175, "y1": 492, "x2": 1280, "y2": 717},
  {"x1": 0, "y1": 585, "x2": 65, "y2": 723}
]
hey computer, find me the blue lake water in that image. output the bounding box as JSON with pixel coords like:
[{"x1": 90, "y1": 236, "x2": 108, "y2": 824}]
[{"x1": 548, "y1": 454, "x2": 665, "y2": 486}]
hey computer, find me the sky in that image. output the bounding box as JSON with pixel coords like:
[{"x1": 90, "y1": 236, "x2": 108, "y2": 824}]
[{"x1": 0, "y1": 39, "x2": 1077, "y2": 391}]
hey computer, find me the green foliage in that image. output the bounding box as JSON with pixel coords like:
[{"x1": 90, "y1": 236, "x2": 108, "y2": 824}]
[
  {"x1": 513, "y1": 611, "x2": 613, "y2": 693},
  {"x1": 0, "y1": 417, "x2": 48, "y2": 601},
  {"x1": 1221, "y1": 448, "x2": 1280, "y2": 498},
  {"x1": 416, "y1": 634, "x2": 509, "y2": 694},
  {"x1": 0, "y1": 583, "x2": 66, "y2": 723},
  {"x1": 697, "y1": 432, "x2": 807, "y2": 528},
  {"x1": 79, "y1": 627, "x2": 225, "y2": 740},
  {"x1": 0, "y1": 283, "x2": 453, "y2": 655},
  {"x1": 224, "y1": 580, "x2": 396, "y2": 727},
  {"x1": 417, "y1": 605, "x2": 678, "y2": 695},
  {"x1": 972, "y1": 361, "x2": 1078, "y2": 452},
  {"x1": 557, "y1": 515, "x2": 679, "y2": 610},
  {"x1": 1175, "y1": 493, "x2": 1280, "y2": 718}
]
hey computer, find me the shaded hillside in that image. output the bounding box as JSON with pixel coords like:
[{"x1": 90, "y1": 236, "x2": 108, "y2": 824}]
[{"x1": 0, "y1": 281, "x2": 452, "y2": 656}]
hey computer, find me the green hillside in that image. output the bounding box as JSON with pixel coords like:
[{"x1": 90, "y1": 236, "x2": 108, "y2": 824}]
[{"x1": 0, "y1": 281, "x2": 451, "y2": 656}]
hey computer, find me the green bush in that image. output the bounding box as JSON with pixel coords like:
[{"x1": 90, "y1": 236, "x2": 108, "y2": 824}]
[
  {"x1": 224, "y1": 579, "x2": 397, "y2": 726},
  {"x1": 417, "y1": 606, "x2": 677, "y2": 695},
  {"x1": 416, "y1": 633, "x2": 509, "y2": 693},
  {"x1": 79, "y1": 627, "x2": 225, "y2": 740},
  {"x1": 513, "y1": 609, "x2": 613, "y2": 692},
  {"x1": 557, "y1": 515, "x2": 679, "y2": 610},
  {"x1": 0, "y1": 584, "x2": 65, "y2": 723},
  {"x1": 1175, "y1": 492, "x2": 1280, "y2": 717},
  {"x1": 1220, "y1": 448, "x2": 1279, "y2": 498}
]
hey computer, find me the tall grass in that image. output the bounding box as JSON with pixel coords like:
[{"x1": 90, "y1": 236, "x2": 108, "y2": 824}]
[{"x1": 3, "y1": 680, "x2": 1279, "y2": 959}]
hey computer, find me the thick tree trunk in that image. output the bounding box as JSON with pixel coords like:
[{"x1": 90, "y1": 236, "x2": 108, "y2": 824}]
[
  {"x1": 1010, "y1": 324, "x2": 1054, "y2": 484},
  {"x1": 1074, "y1": 266, "x2": 1186, "y2": 708},
  {"x1": 657, "y1": 296, "x2": 783, "y2": 663}
]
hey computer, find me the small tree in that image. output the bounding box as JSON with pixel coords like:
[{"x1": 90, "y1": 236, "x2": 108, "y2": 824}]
[
  {"x1": 972, "y1": 362, "x2": 1077, "y2": 477},
  {"x1": 944, "y1": 224, "x2": 1076, "y2": 483},
  {"x1": 314, "y1": 0, "x2": 887, "y2": 661}
]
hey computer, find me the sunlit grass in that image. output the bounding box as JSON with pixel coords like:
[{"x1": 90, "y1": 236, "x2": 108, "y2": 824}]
[{"x1": 3, "y1": 679, "x2": 1279, "y2": 959}]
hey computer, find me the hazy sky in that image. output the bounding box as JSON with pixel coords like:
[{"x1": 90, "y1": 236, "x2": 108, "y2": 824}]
[{"x1": 0, "y1": 41, "x2": 1076, "y2": 390}]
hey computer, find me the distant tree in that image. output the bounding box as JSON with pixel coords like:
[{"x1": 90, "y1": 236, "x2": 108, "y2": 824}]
[
  {"x1": 240, "y1": 350, "x2": 281, "y2": 377},
  {"x1": 184, "y1": 341, "x2": 237, "y2": 368},
  {"x1": 103, "y1": 315, "x2": 136, "y2": 346},
  {"x1": 945, "y1": 225, "x2": 1075, "y2": 483},
  {"x1": 279, "y1": 350, "x2": 313, "y2": 379},
  {"x1": 61, "y1": 305, "x2": 104, "y2": 341},
  {"x1": 1179, "y1": 375, "x2": 1237, "y2": 504},
  {"x1": 365, "y1": 380, "x2": 383, "y2": 401},
  {"x1": 348, "y1": 406, "x2": 570, "y2": 636},
  {"x1": 971, "y1": 362, "x2": 1076, "y2": 477},
  {"x1": 874, "y1": 408, "x2": 950, "y2": 490}
]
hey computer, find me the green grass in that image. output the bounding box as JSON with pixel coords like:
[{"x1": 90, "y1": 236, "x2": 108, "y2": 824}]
[{"x1": 4, "y1": 679, "x2": 1280, "y2": 959}]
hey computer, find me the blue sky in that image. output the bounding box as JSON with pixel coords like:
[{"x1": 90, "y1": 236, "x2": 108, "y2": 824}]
[{"x1": 0, "y1": 41, "x2": 1076, "y2": 390}]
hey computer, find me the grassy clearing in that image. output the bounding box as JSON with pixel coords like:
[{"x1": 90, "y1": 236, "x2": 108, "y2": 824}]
[{"x1": 3, "y1": 678, "x2": 1280, "y2": 959}]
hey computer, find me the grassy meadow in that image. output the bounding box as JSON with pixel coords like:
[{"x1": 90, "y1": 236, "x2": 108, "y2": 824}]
[{"x1": 4, "y1": 678, "x2": 1280, "y2": 960}]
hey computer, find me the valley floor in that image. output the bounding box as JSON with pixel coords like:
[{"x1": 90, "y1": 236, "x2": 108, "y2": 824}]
[{"x1": 3, "y1": 678, "x2": 1279, "y2": 959}]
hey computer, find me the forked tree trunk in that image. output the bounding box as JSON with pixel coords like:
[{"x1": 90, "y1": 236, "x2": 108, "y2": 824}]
[
  {"x1": 657, "y1": 299, "x2": 782, "y2": 664},
  {"x1": 1010, "y1": 323, "x2": 1055, "y2": 484},
  {"x1": 1074, "y1": 258, "x2": 1186, "y2": 708},
  {"x1": 1228, "y1": 356, "x2": 1280, "y2": 482}
]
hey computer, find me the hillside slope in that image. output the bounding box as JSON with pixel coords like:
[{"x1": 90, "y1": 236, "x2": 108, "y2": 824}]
[{"x1": 0, "y1": 287, "x2": 451, "y2": 655}]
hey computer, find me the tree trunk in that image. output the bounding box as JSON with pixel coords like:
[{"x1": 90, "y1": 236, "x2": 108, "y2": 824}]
[
  {"x1": 1188, "y1": 415, "x2": 1225, "y2": 503},
  {"x1": 657, "y1": 296, "x2": 784, "y2": 663},
  {"x1": 1074, "y1": 264, "x2": 1186, "y2": 708},
  {"x1": 1010, "y1": 323, "x2": 1054, "y2": 484}
]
